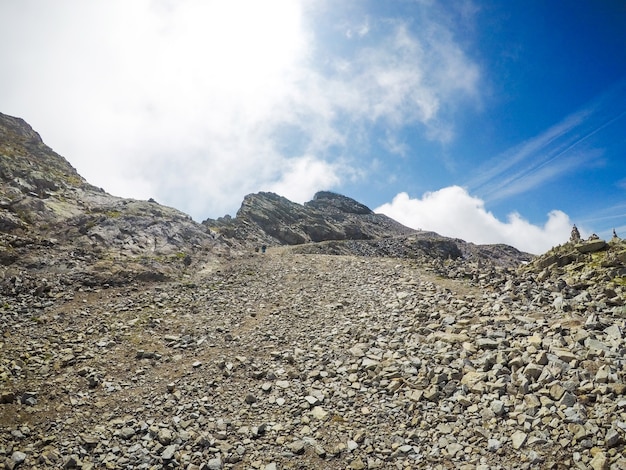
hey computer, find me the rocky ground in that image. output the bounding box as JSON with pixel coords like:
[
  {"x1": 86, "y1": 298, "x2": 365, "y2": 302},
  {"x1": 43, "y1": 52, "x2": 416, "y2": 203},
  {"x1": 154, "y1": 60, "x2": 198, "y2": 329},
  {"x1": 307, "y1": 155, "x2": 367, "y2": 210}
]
[{"x1": 1, "y1": 249, "x2": 625, "y2": 469}]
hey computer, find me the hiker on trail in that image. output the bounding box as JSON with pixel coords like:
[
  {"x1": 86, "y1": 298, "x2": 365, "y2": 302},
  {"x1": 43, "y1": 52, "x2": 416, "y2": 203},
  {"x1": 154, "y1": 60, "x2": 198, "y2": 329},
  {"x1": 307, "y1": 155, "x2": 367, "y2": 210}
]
[{"x1": 261, "y1": 245, "x2": 267, "y2": 254}]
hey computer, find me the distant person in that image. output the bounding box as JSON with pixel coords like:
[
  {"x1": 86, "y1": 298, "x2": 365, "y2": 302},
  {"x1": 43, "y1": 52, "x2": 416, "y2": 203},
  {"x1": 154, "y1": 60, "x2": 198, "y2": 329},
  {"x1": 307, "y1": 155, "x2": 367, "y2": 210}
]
[{"x1": 261, "y1": 245, "x2": 267, "y2": 253}]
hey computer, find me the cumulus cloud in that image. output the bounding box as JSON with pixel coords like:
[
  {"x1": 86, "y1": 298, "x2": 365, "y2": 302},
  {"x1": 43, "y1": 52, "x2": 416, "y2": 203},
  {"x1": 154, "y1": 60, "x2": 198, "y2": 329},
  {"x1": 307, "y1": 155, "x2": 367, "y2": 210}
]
[
  {"x1": 375, "y1": 186, "x2": 573, "y2": 254},
  {"x1": 0, "y1": 0, "x2": 481, "y2": 221}
]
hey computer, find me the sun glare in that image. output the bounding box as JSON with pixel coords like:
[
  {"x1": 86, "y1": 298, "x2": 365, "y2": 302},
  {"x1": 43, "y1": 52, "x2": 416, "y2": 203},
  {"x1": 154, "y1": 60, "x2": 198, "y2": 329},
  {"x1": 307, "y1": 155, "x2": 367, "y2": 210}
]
[{"x1": 172, "y1": 1, "x2": 306, "y2": 94}]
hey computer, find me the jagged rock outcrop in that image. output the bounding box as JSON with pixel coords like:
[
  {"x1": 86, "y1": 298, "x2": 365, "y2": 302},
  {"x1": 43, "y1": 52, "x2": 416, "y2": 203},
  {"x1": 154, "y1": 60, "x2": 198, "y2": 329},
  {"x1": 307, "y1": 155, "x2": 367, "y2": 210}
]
[
  {"x1": 204, "y1": 191, "x2": 533, "y2": 267},
  {"x1": 203, "y1": 191, "x2": 416, "y2": 247},
  {"x1": 522, "y1": 234, "x2": 626, "y2": 307}
]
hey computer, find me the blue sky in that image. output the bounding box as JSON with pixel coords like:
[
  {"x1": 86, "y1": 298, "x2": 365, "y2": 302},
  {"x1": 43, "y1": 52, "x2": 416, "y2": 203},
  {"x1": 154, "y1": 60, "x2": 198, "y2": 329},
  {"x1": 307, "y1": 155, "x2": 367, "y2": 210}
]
[{"x1": 1, "y1": 0, "x2": 625, "y2": 253}]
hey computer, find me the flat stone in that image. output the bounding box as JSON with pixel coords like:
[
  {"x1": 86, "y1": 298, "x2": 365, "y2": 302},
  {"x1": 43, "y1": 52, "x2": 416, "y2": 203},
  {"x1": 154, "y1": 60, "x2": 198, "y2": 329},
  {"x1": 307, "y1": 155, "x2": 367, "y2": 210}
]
[
  {"x1": 511, "y1": 431, "x2": 527, "y2": 449},
  {"x1": 119, "y1": 427, "x2": 135, "y2": 440},
  {"x1": 11, "y1": 451, "x2": 27, "y2": 465},
  {"x1": 604, "y1": 324, "x2": 622, "y2": 339},
  {"x1": 361, "y1": 357, "x2": 379, "y2": 369},
  {"x1": 490, "y1": 400, "x2": 505, "y2": 416},
  {"x1": 576, "y1": 240, "x2": 607, "y2": 253},
  {"x1": 589, "y1": 450, "x2": 608, "y2": 470},
  {"x1": 349, "y1": 457, "x2": 366, "y2": 470},
  {"x1": 552, "y1": 348, "x2": 577, "y2": 363},
  {"x1": 487, "y1": 439, "x2": 501, "y2": 452},
  {"x1": 585, "y1": 338, "x2": 612, "y2": 353},
  {"x1": 207, "y1": 457, "x2": 222, "y2": 469},
  {"x1": 287, "y1": 440, "x2": 305, "y2": 455},
  {"x1": 476, "y1": 338, "x2": 499, "y2": 349},
  {"x1": 348, "y1": 346, "x2": 365, "y2": 357},
  {"x1": 311, "y1": 406, "x2": 328, "y2": 419},
  {"x1": 446, "y1": 442, "x2": 463, "y2": 456},
  {"x1": 304, "y1": 395, "x2": 318, "y2": 405},
  {"x1": 461, "y1": 371, "x2": 486, "y2": 392},
  {"x1": 161, "y1": 444, "x2": 176, "y2": 460}
]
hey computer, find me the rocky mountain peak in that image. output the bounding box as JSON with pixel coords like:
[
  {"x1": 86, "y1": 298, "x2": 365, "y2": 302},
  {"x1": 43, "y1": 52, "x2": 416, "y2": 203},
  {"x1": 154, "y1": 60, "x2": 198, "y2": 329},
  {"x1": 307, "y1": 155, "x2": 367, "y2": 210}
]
[
  {"x1": 305, "y1": 191, "x2": 373, "y2": 215},
  {"x1": 204, "y1": 190, "x2": 416, "y2": 247},
  {"x1": 0, "y1": 112, "x2": 93, "y2": 209}
]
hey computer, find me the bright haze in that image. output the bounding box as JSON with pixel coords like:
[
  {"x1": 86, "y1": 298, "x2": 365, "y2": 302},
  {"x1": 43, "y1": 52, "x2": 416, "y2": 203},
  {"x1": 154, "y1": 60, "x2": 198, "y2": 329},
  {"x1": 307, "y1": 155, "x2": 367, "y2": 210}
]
[{"x1": 2, "y1": 1, "x2": 625, "y2": 254}]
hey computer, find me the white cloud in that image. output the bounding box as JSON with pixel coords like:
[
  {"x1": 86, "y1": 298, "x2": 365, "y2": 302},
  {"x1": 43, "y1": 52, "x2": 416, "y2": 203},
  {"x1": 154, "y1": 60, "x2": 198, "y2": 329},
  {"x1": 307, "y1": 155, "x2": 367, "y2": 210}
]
[
  {"x1": 267, "y1": 156, "x2": 341, "y2": 204},
  {"x1": 375, "y1": 186, "x2": 573, "y2": 254},
  {"x1": 468, "y1": 84, "x2": 626, "y2": 202},
  {"x1": 0, "y1": 0, "x2": 481, "y2": 221}
]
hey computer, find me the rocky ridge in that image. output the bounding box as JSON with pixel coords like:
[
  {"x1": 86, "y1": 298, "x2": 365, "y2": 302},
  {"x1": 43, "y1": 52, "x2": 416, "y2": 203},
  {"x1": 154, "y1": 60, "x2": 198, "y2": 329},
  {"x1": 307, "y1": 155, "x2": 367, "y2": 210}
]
[
  {"x1": 204, "y1": 191, "x2": 532, "y2": 268},
  {"x1": 203, "y1": 191, "x2": 416, "y2": 247}
]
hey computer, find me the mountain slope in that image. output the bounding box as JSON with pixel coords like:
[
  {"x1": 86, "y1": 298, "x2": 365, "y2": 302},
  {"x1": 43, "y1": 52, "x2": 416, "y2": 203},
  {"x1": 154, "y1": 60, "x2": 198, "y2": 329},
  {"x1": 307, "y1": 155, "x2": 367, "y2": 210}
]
[
  {"x1": 0, "y1": 112, "x2": 223, "y2": 289},
  {"x1": 1, "y1": 111, "x2": 532, "y2": 292}
]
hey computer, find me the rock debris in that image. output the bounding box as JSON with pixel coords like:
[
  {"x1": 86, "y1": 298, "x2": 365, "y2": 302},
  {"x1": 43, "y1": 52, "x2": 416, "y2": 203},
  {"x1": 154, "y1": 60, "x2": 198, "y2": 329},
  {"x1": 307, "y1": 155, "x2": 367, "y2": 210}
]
[{"x1": 2, "y1": 251, "x2": 625, "y2": 469}]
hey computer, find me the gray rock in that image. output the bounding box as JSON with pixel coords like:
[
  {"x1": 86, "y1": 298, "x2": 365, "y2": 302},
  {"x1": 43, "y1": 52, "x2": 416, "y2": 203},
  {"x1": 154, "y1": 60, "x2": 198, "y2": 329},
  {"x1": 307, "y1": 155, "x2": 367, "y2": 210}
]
[
  {"x1": 157, "y1": 428, "x2": 173, "y2": 445},
  {"x1": 11, "y1": 452, "x2": 26, "y2": 465},
  {"x1": 487, "y1": 439, "x2": 501, "y2": 452},
  {"x1": 119, "y1": 427, "x2": 135, "y2": 440},
  {"x1": 490, "y1": 400, "x2": 505, "y2": 416},
  {"x1": 604, "y1": 428, "x2": 621, "y2": 447},
  {"x1": 207, "y1": 457, "x2": 222, "y2": 469},
  {"x1": 286, "y1": 440, "x2": 305, "y2": 455},
  {"x1": 511, "y1": 431, "x2": 527, "y2": 450},
  {"x1": 161, "y1": 445, "x2": 176, "y2": 460}
]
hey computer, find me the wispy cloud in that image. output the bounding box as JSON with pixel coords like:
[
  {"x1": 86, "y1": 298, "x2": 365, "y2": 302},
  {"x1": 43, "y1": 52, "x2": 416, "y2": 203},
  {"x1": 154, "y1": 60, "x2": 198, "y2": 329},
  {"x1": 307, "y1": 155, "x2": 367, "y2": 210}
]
[
  {"x1": 468, "y1": 82, "x2": 626, "y2": 202},
  {"x1": 0, "y1": 0, "x2": 482, "y2": 221}
]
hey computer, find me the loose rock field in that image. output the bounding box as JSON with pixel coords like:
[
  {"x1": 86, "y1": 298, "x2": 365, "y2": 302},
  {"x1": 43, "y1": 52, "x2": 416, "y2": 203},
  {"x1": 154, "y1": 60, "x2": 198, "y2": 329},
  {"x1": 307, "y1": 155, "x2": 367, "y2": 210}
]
[{"x1": 1, "y1": 250, "x2": 625, "y2": 469}]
